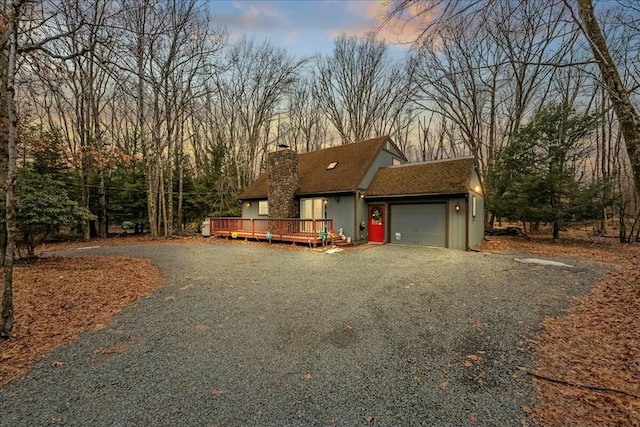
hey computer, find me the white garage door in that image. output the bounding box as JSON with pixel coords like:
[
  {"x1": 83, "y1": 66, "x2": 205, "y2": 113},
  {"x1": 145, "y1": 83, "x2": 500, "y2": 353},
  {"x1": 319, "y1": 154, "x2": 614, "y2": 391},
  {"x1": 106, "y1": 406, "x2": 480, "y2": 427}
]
[{"x1": 390, "y1": 203, "x2": 446, "y2": 246}]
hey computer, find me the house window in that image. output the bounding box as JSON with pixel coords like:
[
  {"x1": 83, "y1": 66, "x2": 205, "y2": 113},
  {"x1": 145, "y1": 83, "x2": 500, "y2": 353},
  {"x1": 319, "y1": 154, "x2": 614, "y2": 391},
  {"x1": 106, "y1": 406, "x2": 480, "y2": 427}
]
[
  {"x1": 259, "y1": 200, "x2": 269, "y2": 216},
  {"x1": 300, "y1": 198, "x2": 325, "y2": 219},
  {"x1": 392, "y1": 158, "x2": 401, "y2": 166},
  {"x1": 326, "y1": 161, "x2": 338, "y2": 170}
]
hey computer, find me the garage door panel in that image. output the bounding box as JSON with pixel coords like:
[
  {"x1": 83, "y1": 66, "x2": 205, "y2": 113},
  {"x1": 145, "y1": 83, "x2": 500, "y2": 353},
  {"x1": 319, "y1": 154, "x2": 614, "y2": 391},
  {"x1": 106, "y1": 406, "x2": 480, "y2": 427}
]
[{"x1": 390, "y1": 203, "x2": 446, "y2": 246}]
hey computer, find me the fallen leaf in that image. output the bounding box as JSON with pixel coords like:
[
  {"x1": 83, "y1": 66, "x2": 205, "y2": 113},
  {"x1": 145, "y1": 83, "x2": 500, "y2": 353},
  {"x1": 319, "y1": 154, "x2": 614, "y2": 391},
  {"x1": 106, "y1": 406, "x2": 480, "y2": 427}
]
[
  {"x1": 48, "y1": 418, "x2": 61, "y2": 424},
  {"x1": 303, "y1": 373, "x2": 313, "y2": 380},
  {"x1": 413, "y1": 375, "x2": 422, "y2": 381},
  {"x1": 211, "y1": 389, "x2": 224, "y2": 396},
  {"x1": 440, "y1": 370, "x2": 450, "y2": 388},
  {"x1": 165, "y1": 295, "x2": 175, "y2": 302},
  {"x1": 469, "y1": 415, "x2": 478, "y2": 424},
  {"x1": 466, "y1": 354, "x2": 484, "y2": 363},
  {"x1": 196, "y1": 323, "x2": 209, "y2": 330},
  {"x1": 344, "y1": 324, "x2": 353, "y2": 330},
  {"x1": 363, "y1": 415, "x2": 375, "y2": 423},
  {"x1": 463, "y1": 360, "x2": 474, "y2": 368},
  {"x1": 170, "y1": 405, "x2": 182, "y2": 414},
  {"x1": 50, "y1": 360, "x2": 64, "y2": 368},
  {"x1": 522, "y1": 405, "x2": 532, "y2": 414},
  {"x1": 474, "y1": 319, "x2": 482, "y2": 330}
]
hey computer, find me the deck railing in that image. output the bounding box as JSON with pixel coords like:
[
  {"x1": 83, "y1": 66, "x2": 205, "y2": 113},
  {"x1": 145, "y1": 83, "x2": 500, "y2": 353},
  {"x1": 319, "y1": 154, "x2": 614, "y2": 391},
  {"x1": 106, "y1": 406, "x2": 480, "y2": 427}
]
[{"x1": 209, "y1": 218, "x2": 334, "y2": 246}]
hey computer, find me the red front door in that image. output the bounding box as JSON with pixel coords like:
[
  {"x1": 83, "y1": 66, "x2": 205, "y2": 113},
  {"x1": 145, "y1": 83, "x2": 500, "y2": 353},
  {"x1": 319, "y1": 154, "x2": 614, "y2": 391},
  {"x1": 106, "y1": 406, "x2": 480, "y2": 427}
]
[{"x1": 368, "y1": 205, "x2": 385, "y2": 243}]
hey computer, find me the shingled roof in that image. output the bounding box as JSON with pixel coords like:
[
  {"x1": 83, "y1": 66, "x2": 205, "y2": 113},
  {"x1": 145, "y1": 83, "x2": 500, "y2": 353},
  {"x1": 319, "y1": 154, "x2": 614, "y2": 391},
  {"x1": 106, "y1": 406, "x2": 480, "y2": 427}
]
[
  {"x1": 239, "y1": 136, "x2": 403, "y2": 199},
  {"x1": 365, "y1": 157, "x2": 476, "y2": 198}
]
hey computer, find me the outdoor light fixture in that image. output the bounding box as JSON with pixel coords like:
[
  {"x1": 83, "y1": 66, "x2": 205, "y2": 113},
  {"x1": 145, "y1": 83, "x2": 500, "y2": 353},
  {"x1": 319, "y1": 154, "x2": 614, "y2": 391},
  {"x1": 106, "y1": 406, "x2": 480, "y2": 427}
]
[
  {"x1": 359, "y1": 193, "x2": 365, "y2": 200},
  {"x1": 454, "y1": 202, "x2": 461, "y2": 213},
  {"x1": 246, "y1": 201, "x2": 251, "y2": 207},
  {"x1": 335, "y1": 196, "x2": 340, "y2": 203}
]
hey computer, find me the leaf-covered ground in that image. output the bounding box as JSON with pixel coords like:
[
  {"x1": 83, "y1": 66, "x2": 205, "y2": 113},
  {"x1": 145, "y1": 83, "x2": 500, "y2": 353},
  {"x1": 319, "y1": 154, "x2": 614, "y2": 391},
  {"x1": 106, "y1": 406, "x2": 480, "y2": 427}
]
[
  {"x1": 480, "y1": 231, "x2": 640, "y2": 426},
  {"x1": 0, "y1": 256, "x2": 163, "y2": 388}
]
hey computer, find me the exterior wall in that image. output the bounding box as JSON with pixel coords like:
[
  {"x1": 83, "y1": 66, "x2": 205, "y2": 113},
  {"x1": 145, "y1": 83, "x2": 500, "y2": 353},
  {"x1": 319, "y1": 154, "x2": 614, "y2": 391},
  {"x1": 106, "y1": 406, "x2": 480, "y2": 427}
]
[
  {"x1": 447, "y1": 196, "x2": 467, "y2": 250},
  {"x1": 355, "y1": 193, "x2": 368, "y2": 241},
  {"x1": 324, "y1": 195, "x2": 355, "y2": 240},
  {"x1": 358, "y1": 150, "x2": 406, "y2": 190},
  {"x1": 267, "y1": 149, "x2": 299, "y2": 218},
  {"x1": 470, "y1": 170, "x2": 483, "y2": 194},
  {"x1": 468, "y1": 193, "x2": 485, "y2": 248},
  {"x1": 241, "y1": 200, "x2": 265, "y2": 219},
  {"x1": 367, "y1": 195, "x2": 475, "y2": 251}
]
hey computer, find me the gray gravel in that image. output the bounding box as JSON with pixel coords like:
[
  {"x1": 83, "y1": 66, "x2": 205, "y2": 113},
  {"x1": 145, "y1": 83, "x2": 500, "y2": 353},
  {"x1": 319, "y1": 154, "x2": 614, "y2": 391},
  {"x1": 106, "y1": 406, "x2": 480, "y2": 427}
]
[{"x1": 0, "y1": 242, "x2": 609, "y2": 426}]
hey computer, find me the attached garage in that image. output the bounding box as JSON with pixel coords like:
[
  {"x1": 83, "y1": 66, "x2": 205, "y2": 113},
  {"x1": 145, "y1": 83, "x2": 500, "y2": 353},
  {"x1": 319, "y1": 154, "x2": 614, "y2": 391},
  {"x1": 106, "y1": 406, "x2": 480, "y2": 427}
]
[
  {"x1": 364, "y1": 157, "x2": 485, "y2": 250},
  {"x1": 390, "y1": 203, "x2": 446, "y2": 246}
]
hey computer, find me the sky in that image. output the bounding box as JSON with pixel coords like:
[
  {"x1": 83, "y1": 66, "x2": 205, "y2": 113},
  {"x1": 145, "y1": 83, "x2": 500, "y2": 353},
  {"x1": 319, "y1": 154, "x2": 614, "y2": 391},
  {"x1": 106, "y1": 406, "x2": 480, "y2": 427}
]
[{"x1": 207, "y1": 0, "x2": 423, "y2": 58}]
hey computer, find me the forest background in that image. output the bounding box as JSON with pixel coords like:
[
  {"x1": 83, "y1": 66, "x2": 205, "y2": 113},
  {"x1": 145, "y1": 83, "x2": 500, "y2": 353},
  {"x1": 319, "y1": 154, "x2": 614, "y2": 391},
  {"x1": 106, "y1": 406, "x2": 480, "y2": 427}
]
[{"x1": 1, "y1": 0, "x2": 640, "y2": 336}]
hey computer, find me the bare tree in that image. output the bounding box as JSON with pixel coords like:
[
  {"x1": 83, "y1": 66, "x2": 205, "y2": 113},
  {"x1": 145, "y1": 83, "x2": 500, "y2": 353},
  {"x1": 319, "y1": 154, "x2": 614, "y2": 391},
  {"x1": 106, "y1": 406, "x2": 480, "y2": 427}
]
[
  {"x1": 573, "y1": 0, "x2": 640, "y2": 229},
  {"x1": 26, "y1": 0, "x2": 114, "y2": 240},
  {"x1": 313, "y1": 34, "x2": 416, "y2": 145},
  {"x1": 279, "y1": 74, "x2": 328, "y2": 153},
  {"x1": 1, "y1": 0, "x2": 85, "y2": 338},
  {"x1": 111, "y1": 0, "x2": 224, "y2": 238},
  {"x1": 210, "y1": 37, "x2": 305, "y2": 189}
]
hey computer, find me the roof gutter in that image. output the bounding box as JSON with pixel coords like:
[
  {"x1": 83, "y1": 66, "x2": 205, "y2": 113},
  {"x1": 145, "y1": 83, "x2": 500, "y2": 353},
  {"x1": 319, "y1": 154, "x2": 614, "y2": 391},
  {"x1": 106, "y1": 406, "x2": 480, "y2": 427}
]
[{"x1": 364, "y1": 192, "x2": 469, "y2": 199}]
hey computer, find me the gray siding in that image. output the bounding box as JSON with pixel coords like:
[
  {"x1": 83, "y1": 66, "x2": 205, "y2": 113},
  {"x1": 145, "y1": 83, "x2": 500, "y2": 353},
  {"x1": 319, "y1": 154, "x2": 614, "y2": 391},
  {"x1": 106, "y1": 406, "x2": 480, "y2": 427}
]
[
  {"x1": 448, "y1": 197, "x2": 467, "y2": 250},
  {"x1": 358, "y1": 151, "x2": 405, "y2": 190},
  {"x1": 468, "y1": 194, "x2": 485, "y2": 248},
  {"x1": 325, "y1": 195, "x2": 355, "y2": 240},
  {"x1": 241, "y1": 200, "x2": 265, "y2": 219},
  {"x1": 355, "y1": 194, "x2": 368, "y2": 241}
]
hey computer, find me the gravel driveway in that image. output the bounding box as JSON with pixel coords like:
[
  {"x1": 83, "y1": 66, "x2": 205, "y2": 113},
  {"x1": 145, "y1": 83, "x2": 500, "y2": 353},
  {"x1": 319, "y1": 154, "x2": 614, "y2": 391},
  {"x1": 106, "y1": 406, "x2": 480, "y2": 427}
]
[{"x1": 0, "y1": 242, "x2": 608, "y2": 426}]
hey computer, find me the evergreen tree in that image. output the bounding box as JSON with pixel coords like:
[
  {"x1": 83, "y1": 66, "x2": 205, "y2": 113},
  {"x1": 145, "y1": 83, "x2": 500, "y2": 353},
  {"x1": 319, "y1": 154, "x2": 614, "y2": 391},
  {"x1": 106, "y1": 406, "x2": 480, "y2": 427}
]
[{"x1": 488, "y1": 104, "x2": 603, "y2": 238}]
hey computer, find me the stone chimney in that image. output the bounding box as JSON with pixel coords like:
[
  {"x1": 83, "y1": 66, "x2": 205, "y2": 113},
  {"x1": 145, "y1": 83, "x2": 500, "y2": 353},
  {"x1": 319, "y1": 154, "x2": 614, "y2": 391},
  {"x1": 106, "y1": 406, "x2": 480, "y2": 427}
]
[{"x1": 267, "y1": 147, "x2": 299, "y2": 218}]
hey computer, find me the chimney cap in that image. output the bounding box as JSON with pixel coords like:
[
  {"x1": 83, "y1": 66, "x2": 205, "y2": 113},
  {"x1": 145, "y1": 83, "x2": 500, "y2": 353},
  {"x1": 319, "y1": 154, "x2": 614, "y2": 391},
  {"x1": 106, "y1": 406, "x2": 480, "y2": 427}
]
[{"x1": 277, "y1": 144, "x2": 290, "y2": 149}]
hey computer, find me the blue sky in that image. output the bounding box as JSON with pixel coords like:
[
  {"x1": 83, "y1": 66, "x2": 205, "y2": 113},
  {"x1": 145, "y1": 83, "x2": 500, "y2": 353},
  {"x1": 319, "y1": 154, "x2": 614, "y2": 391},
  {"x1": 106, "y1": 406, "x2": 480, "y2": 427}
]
[{"x1": 208, "y1": 0, "x2": 420, "y2": 57}]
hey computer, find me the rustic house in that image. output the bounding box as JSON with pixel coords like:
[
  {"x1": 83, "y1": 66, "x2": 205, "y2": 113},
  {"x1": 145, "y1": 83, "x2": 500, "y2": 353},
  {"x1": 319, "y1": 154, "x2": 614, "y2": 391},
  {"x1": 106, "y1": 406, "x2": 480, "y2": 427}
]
[{"x1": 210, "y1": 136, "x2": 484, "y2": 250}]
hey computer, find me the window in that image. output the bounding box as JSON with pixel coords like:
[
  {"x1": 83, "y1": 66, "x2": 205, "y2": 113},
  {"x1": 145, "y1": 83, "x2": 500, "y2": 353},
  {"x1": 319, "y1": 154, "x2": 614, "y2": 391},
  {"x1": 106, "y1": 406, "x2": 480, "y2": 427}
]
[
  {"x1": 392, "y1": 158, "x2": 401, "y2": 166},
  {"x1": 259, "y1": 200, "x2": 269, "y2": 216},
  {"x1": 326, "y1": 161, "x2": 338, "y2": 170},
  {"x1": 300, "y1": 198, "x2": 325, "y2": 219}
]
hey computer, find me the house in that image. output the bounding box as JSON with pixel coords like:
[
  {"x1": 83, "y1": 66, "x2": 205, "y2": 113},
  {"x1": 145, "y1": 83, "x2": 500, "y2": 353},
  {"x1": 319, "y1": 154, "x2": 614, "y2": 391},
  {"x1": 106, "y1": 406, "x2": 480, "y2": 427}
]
[{"x1": 219, "y1": 135, "x2": 484, "y2": 250}]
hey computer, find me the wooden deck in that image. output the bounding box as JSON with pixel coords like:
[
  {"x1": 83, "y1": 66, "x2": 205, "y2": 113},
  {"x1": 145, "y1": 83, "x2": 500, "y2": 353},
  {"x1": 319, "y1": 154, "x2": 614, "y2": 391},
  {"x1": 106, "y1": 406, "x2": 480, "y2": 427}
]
[{"x1": 208, "y1": 218, "x2": 334, "y2": 247}]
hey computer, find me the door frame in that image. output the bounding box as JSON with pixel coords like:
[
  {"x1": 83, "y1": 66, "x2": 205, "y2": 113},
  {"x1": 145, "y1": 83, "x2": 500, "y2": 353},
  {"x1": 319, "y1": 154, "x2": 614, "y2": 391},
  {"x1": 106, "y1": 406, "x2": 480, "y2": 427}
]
[{"x1": 368, "y1": 204, "x2": 386, "y2": 243}]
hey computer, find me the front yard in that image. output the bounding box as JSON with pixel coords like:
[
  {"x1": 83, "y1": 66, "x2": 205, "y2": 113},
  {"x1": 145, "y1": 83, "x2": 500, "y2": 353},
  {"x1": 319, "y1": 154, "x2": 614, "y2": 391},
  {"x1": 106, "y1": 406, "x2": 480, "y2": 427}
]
[{"x1": 0, "y1": 232, "x2": 638, "y2": 425}]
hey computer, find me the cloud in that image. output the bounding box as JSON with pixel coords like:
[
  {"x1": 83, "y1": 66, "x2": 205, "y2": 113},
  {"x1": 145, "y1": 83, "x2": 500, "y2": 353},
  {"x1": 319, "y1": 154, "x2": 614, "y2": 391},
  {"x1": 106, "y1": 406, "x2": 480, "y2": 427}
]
[
  {"x1": 326, "y1": 0, "x2": 429, "y2": 46},
  {"x1": 230, "y1": 1, "x2": 286, "y2": 30}
]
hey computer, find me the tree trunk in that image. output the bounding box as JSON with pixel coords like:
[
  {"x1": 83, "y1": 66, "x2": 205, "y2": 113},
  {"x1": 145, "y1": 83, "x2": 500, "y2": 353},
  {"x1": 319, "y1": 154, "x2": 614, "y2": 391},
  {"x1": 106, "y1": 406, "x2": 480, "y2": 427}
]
[
  {"x1": 176, "y1": 117, "x2": 184, "y2": 234},
  {"x1": 98, "y1": 168, "x2": 107, "y2": 238},
  {"x1": 1, "y1": 2, "x2": 20, "y2": 338},
  {"x1": 80, "y1": 167, "x2": 90, "y2": 241},
  {"x1": 552, "y1": 221, "x2": 560, "y2": 239},
  {"x1": 577, "y1": 0, "x2": 640, "y2": 200}
]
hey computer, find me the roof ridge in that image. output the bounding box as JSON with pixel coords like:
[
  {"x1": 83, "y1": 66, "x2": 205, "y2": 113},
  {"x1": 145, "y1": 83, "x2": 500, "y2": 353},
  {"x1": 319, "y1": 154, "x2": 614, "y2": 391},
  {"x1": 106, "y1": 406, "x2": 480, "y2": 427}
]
[{"x1": 385, "y1": 156, "x2": 474, "y2": 168}]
